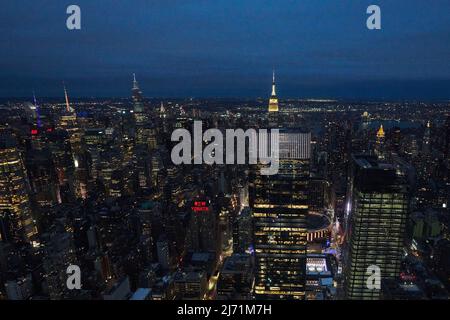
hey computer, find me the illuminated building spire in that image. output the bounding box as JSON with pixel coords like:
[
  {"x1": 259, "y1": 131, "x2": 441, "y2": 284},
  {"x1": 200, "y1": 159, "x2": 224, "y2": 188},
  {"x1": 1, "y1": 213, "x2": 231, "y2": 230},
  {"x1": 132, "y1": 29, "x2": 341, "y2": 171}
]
[
  {"x1": 63, "y1": 82, "x2": 73, "y2": 113},
  {"x1": 133, "y1": 73, "x2": 139, "y2": 90},
  {"x1": 132, "y1": 73, "x2": 144, "y2": 115},
  {"x1": 268, "y1": 70, "x2": 279, "y2": 112},
  {"x1": 271, "y1": 70, "x2": 276, "y2": 96},
  {"x1": 160, "y1": 101, "x2": 166, "y2": 118},
  {"x1": 33, "y1": 90, "x2": 42, "y2": 128}
]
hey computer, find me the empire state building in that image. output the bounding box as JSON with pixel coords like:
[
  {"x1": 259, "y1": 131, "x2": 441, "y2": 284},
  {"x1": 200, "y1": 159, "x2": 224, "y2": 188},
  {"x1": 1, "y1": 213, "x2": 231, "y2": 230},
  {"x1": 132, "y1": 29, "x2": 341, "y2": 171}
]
[{"x1": 268, "y1": 71, "x2": 279, "y2": 112}]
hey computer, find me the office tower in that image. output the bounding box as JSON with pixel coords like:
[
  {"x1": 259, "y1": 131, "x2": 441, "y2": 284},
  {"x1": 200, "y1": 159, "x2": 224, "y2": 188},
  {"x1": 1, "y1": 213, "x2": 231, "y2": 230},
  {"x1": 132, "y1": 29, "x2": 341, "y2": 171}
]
[
  {"x1": 59, "y1": 84, "x2": 85, "y2": 198},
  {"x1": 250, "y1": 129, "x2": 311, "y2": 299},
  {"x1": 268, "y1": 71, "x2": 279, "y2": 113},
  {"x1": 267, "y1": 71, "x2": 279, "y2": 127},
  {"x1": 46, "y1": 129, "x2": 75, "y2": 192},
  {"x1": 132, "y1": 73, "x2": 145, "y2": 119},
  {"x1": 445, "y1": 115, "x2": 450, "y2": 186},
  {"x1": 83, "y1": 128, "x2": 106, "y2": 180},
  {"x1": 309, "y1": 179, "x2": 331, "y2": 214},
  {"x1": 375, "y1": 124, "x2": 385, "y2": 159},
  {"x1": 186, "y1": 198, "x2": 219, "y2": 255},
  {"x1": 445, "y1": 115, "x2": 450, "y2": 160},
  {"x1": 233, "y1": 207, "x2": 253, "y2": 254},
  {"x1": 99, "y1": 148, "x2": 122, "y2": 197},
  {"x1": 345, "y1": 155, "x2": 409, "y2": 300},
  {"x1": 324, "y1": 118, "x2": 351, "y2": 188},
  {"x1": 132, "y1": 74, "x2": 148, "y2": 145},
  {"x1": 59, "y1": 84, "x2": 81, "y2": 151},
  {"x1": 151, "y1": 151, "x2": 164, "y2": 190},
  {"x1": 0, "y1": 135, "x2": 38, "y2": 245},
  {"x1": 423, "y1": 120, "x2": 431, "y2": 154},
  {"x1": 167, "y1": 165, "x2": 182, "y2": 204},
  {"x1": 134, "y1": 145, "x2": 151, "y2": 193},
  {"x1": 392, "y1": 127, "x2": 401, "y2": 154},
  {"x1": 217, "y1": 253, "x2": 254, "y2": 300},
  {"x1": 26, "y1": 150, "x2": 60, "y2": 207},
  {"x1": 28, "y1": 93, "x2": 46, "y2": 150},
  {"x1": 32, "y1": 92, "x2": 42, "y2": 129}
]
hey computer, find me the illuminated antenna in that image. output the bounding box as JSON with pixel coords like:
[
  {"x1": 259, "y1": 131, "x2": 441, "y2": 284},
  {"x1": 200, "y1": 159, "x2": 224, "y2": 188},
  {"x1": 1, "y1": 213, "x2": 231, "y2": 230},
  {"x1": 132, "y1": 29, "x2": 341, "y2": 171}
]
[
  {"x1": 33, "y1": 90, "x2": 42, "y2": 128},
  {"x1": 271, "y1": 69, "x2": 276, "y2": 96},
  {"x1": 63, "y1": 81, "x2": 72, "y2": 112},
  {"x1": 132, "y1": 73, "x2": 139, "y2": 89}
]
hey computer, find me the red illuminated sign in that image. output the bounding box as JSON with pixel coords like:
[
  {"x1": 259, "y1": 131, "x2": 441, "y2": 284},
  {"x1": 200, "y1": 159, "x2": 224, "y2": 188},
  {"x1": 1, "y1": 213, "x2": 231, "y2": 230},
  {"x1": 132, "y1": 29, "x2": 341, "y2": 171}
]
[
  {"x1": 400, "y1": 272, "x2": 416, "y2": 282},
  {"x1": 31, "y1": 129, "x2": 38, "y2": 135},
  {"x1": 192, "y1": 201, "x2": 209, "y2": 212}
]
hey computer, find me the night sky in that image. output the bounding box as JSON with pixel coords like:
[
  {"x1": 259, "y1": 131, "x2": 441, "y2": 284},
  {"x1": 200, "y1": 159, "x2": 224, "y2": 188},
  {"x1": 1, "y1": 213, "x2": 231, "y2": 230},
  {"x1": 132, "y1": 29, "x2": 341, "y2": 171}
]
[{"x1": 1, "y1": 0, "x2": 450, "y2": 100}]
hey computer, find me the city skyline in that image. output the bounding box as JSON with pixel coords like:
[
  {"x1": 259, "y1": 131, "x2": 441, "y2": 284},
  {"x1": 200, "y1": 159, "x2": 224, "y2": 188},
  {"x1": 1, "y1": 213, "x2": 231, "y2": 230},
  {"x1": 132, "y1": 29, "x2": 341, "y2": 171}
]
[
  {"x1": 2, "y1": 72, "x2": 450, "y2": 103},
  {"x1": 1, "y1": 69, "x2": 449, "y2": 302},
  {"x1": 1, "y1": 0, "x2": 450, "y2": 307}
]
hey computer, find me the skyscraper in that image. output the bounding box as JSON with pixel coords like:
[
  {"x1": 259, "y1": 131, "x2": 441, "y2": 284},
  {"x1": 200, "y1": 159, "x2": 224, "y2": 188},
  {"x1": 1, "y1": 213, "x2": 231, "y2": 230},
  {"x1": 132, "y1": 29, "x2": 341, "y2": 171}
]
[
  {"x1": 59, "y1": 84, "x2": 80, "y2": 149},
  {"x1": 345, "y1": 155, "x2": 409, "y2": 299},
  {"x1": 58, "y1": 84, "x2": 86, "y2": 199},
  {"x1": 132, "y1": 74, "x2": 147, "y2": 129},
  {"x1": 445, "y1": 115, "x2": 450, "y2": 185},
  {"x1": 186, "y1": 198, "x2": 219, "y2": 255},
  {"x1": 250, "y1": 129, "x2": 310, "y2": 299},
  {"x1": 233, "y1": 207, "x2": 253, "y2": 254},
  {"x1": 423, "y1": 120, "x2": 431, "y2": 154},
  {"x1": 0, "y1": 135, "x2": 38, "y2": 245},
  {"x1": 375, "y1": 124, "x2": 385, "y2": 160},
  {"x1": 268, "y1": 71, "x2": 279, "y2": 113}
]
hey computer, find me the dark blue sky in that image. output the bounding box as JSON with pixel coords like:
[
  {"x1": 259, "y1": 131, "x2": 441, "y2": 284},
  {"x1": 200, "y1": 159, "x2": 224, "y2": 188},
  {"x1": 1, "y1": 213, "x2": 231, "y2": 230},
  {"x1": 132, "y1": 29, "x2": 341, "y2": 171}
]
[{"x1": 1, "y1": 0, "x2": 449, "y2": 100}]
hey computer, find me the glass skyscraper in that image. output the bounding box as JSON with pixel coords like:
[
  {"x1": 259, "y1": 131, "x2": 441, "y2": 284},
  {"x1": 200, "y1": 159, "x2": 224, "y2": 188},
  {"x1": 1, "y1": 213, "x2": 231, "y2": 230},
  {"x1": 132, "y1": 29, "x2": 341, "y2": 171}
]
[
  {"x1": 0, "y1": 135, "x2": 38, "y2": 245},
  {"x1": 250, "y1": 129, "x2": 311, "y2": 299},
  {"x1": 345, "y1": 155, "x2": 409, "y2": 299}
]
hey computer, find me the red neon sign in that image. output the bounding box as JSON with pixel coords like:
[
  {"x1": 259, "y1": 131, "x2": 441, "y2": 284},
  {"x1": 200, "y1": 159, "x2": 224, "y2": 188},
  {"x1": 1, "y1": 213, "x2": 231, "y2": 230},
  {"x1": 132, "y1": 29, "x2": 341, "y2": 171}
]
[
  {"x1": 192, "y1": 201, "x2": 209, "y2": 212},
  {"x1": 31, "y1": 129, "x2": 38, "y2": 135},
  {"x1": 400, "y1": 272, "x2": 416, "y2": 282}
]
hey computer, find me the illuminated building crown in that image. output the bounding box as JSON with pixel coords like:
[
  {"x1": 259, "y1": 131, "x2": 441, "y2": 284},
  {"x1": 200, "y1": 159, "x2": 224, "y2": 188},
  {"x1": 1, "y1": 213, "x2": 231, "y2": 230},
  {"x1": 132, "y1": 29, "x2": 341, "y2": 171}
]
[
  {"x1": 377, "y1": 124, "x2": 385, "y2": 139},
  {"x1": 268, "y1": 70, "x2": 279, "y2": 113}
]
